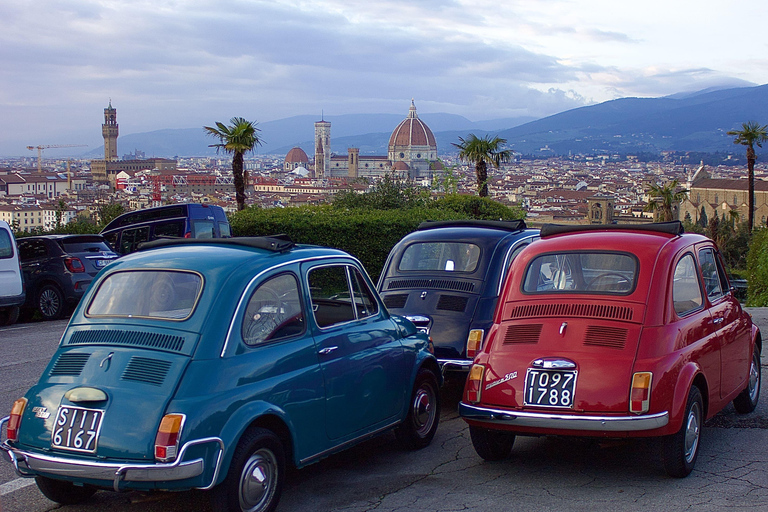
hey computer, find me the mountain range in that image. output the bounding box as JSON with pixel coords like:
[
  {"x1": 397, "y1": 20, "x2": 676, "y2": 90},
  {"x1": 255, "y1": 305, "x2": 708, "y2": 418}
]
[{"x1": 89, "y1": 84, "x2": 768, "y2": 159}]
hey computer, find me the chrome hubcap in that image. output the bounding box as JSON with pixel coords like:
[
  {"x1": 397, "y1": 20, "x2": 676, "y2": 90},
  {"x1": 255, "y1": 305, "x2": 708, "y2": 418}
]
[
  {"x1": 239, "y1": 448, "x2": 277, "y2": 512},
  {"x1": 684, "y1": 402, "x2": 701, "y2": 464},
  {"x1": 748, "y1": 353, "x2": 760, "y2": 403},
  {"x1": 412, "y1": 385, "x2": 435, "y2": 436}
]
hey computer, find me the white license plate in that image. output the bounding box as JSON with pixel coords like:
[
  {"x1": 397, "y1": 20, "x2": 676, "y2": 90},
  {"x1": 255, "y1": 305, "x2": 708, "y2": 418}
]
[
  {"x1": 51, "y1": 406, "x2": 104, "y2": 453},
  {"x1": 524, "y1": 369, "x2": 577, "y2": 408},
  {"x1": 95, "y1": 259, "x2": 109, "y2": 267}
]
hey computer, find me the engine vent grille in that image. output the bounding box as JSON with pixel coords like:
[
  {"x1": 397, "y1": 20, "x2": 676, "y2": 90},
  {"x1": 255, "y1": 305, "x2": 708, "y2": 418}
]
[
  {"x1": 509, "y1": 303, "x2": 634, "y2": 322},
  {"x1": 50, "y1": 353, "x2": 91, "y2": 376},
  {"x1": 503, "y1": 324, "x2": 543, "y2": 345},
  {"x1": 387, "y1": 279, "x2": 475, "y2": 293},
  {"x1": 436, "y1": 295, "x2": 469, "y2": 312},
  {"x1": 383, "y1": 293, "x2": 408, "y2": 309},
  {"x1": 69, "y1": 330, "x2": 186, "y2": 352},
  {"x1": 584, "y1": 325, "x2": 629, "y2": 349},
  {"x1": 121, "y1": 357, "x2": 172, "y2": 386}
]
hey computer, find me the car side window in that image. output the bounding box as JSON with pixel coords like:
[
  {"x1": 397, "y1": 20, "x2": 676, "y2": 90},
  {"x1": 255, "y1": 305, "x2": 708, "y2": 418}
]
[
  {"x1": 349, "y1": 267, "x2": 378, "y2": 319},
  {"x1": 698, "y1": 248, "x2": 723, "y2": 300},
  {"x1": 18, "y1": 240, "x2": 48, "y2": 261},
  {"x1": 0, "y1": 230, "x2": 12, "y2": 258},
  {"x1": 673, "y1": 254, "x2": 704, "y2": 315},
  {"x1": 308, "y1": 265, "x2": 356, "y2": 328},
  {"x1": 242, "y1": 273, "x2": 304, "y2": 346}
]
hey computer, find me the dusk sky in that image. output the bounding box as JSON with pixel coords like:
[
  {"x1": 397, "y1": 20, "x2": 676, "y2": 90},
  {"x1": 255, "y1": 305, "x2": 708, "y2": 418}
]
[{"x1": 2, "y1": 0, "x2": 766, "y2": 156}]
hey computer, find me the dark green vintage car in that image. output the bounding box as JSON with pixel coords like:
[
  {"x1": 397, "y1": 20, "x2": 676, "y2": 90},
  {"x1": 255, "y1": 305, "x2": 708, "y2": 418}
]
[{"x1": 1, "y1": 237, "x2": 441, "y2": 512}]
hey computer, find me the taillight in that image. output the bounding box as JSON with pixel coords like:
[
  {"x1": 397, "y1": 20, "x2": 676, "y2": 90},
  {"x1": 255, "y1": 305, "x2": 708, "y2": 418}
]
[
  {"x1": 184, "y1": 232, "x2": 191, "y2": 238},
  {"x1": 466, "y1": 329, "x2": 485, "y2": 359},
  {"x1": 64, "y1": 257, "x2": 85, "y2": 273},
  {"x1": 630, "y1": 372, "x2": 653, "y2": 414},
  {"x1": 466, "y1": 364, "x2": 485, "y2": 404},
  {"x1": 7, "y1": 398, "x2": 28, "y2": 442},
  {"x1": 154, "y1": 414, "x2": 185, "y2": 462}
]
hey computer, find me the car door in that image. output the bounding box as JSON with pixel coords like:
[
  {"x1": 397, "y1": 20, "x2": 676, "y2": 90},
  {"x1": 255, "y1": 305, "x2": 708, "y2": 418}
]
[
  {"x1": 18, "y1": 238, "x2": 51, "y2": 300},
  {"x1": 696, "y1": 245, "x2": 750, "y2": 398},
  {"x1": 304, "y1": 261, "x2": 407, "y2": 441}
]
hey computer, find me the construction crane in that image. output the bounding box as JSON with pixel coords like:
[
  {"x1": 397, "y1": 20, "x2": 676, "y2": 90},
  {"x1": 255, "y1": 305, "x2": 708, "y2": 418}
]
[{"x1": 26, "y1": 144, "x2": 87, "y2": 173}]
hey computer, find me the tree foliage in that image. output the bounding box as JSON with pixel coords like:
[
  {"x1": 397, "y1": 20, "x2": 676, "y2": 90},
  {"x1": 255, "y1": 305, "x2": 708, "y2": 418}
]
[
  {"x1": 644, "y1": 179, "x2": 688, "y2": 222},
  {"x1": 746, "y1": 226, "x2": 768, "y2": 306},
  {"x1": 205, "y1": 117, "x2": 262, "y2": 211},
  {"x1": 453, "y1": 134, "x2": 512, "y2": 197},
  {"x1": 727, "y1": 121, "x2": 768, "y2": 231}
]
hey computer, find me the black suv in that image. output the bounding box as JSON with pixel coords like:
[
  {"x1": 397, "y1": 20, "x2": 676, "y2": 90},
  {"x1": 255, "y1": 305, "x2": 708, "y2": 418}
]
[
  {"x1": 377, "y1": 220, "x2": 539, "y2": 374},
  {"x1": 17, "y1": 235, "x2": 118, "y2": 320}
]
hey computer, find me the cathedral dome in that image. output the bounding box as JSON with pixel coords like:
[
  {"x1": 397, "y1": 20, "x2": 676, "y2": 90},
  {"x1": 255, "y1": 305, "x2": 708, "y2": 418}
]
[
  {"x1": 388, "y1": 101, "x2": 436, "y2": 149},
  {"x1": 285, "y1": 147, "x2": 309, "y2": 163}
]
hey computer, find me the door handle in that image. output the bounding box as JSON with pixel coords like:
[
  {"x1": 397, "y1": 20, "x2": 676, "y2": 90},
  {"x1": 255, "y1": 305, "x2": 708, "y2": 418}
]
[
  {"x1": 712, "y1": 317, "x2": 724, "y2": 325},
  {"x1": 318, "y1": 346, "x2": 338, "y2": 355}
]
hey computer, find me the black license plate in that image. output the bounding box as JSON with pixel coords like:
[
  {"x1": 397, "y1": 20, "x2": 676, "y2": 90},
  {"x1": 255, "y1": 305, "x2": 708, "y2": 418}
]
[
  {"x1": 51, "y1": 406, "x2": 104, "y2": 453},
  {"x1": 524, "y1": 369, "x2": 577, "y2": 408}
]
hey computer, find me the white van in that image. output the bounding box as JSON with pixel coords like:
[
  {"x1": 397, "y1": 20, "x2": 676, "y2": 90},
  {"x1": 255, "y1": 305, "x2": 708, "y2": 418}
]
[{"x1": 0, "y1": 220, "x2": 24, "y2": 325}]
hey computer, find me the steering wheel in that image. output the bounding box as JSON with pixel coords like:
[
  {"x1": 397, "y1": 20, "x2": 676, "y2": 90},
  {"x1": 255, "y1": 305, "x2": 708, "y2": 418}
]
[
  {"x1": 586, "y1": 272, "x2": 632, "y2": 292},
  {"x1": 244, "y1": 287, "x2": 282, "y2": 344},
  {"x1": 149, "y1": 275, "x2": 177, "y2": 313}
]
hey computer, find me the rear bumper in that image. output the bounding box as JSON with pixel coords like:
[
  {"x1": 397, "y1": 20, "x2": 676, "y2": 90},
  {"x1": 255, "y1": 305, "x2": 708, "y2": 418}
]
[
  {"x1": 459, "y1": 402, "x2": 669, "y2": 432},
  {"x1": 438, "y1": 358, "x2": 473, "y2": 372},
  {"x1": 0, "y1": 416, "x2": 223, "y2": 492},
  {"x1": 0, "y1": 292, "x2": 25, "y2": 308}
]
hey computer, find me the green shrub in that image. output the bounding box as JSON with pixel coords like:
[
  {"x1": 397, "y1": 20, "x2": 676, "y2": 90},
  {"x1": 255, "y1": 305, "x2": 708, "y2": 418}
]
[{"x1": 746, "y1": 226, "x2": 768, "y2": 306}]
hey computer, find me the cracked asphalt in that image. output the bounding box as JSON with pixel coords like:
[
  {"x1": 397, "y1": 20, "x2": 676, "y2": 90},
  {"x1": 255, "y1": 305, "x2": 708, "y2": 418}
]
[{"x1": 2, "y1": 309, "x2": 768, "y2": 512}]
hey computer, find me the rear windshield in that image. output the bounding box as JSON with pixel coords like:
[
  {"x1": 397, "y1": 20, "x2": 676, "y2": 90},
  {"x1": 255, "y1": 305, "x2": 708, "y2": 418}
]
[
  {"x1": 399, "y1": 242, "x2": 481, "y2": 272},
  {"x1": 62, "y1": 238, "x2": 113, "y2": 254},
  {"x1": 87, "y1": 270, "x2": 203, "y2": 320},
  {"x1": 523, "y1": 252, "x2": 638, "y2": 295},
  {"x1": 192, "y1": 220, "x2": 215, "y2": 239}
]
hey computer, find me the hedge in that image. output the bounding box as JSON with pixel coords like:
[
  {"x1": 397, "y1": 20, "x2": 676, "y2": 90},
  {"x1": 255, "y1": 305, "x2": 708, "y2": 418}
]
[{"x1": 746, "y1": 226, "x2": 768, "y2": 306}]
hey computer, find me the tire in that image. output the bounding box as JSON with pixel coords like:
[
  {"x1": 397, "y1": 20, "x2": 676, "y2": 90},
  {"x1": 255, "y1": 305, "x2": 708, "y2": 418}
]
[
  {"x1": 733, "y1": 348, "x2": 761, "y2": 414},
  {"x1": 395, "y1": 368, "x2": 441, "y2": 449},
  {"x1": 37, "y1": 284, "x2": 65, "y2": 320},
  {"x1": 35, "y1": 476, "x2": 96, "y2": 505},
  {"x1": 469, "y1": 425, "x2": 516, "y2": 461},
  {"x1": 0, "y1": 306, "x2": 19, "y2": 326},
  {"x1": 663, "y1": 385, "x2": 703, "y2": 478},
  {"x1": 211, "y1": 427, "x2": 285, "y2": 512}
]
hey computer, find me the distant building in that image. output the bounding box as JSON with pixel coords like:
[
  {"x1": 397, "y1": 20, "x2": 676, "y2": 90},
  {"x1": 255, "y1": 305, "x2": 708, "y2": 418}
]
[
  {"x1": 680, "y1": 173, "x2": 768, "y2": 227},
  {"x1": 284, "y1": 147, "x2": 309, "y2": 172}
]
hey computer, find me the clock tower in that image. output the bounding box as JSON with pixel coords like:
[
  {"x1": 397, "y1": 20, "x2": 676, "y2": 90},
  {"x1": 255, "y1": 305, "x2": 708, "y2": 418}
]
[{"x1": 102, "y1": 101, "x2": 119, "y2": 161}]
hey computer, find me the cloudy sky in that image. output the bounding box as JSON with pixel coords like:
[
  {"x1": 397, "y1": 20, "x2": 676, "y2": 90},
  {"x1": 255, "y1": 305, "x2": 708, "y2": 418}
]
[{"x1": 2, "y1": 0, "x2": 767, "y2": 156}]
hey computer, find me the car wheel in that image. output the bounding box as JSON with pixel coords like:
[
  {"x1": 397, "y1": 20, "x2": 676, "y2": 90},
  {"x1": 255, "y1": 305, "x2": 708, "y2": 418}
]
[
  {"x1": 733, "y1": 348, "x2": 761, "y2": 414},
  {"x1": 469, "y1": 425, "x2": 516, "y2": 461},
  {"x1": 37, "y1": 284, "x2": 65, "y2": 320},
  {"x1": 0, "y1": 306, "x2": 19, "y2": 326},
  {"x1": 35, "y1": 476, "x2": 96, "y2": 505},
  {"x1": 395, "y1": 368, "x2": 440, "y2": 449},
  {"x1": 211, "y1": 427, "x2": 285, "y2": 512},
  {"x1": 663, "y1": 385, "x2": 703, "y2": 478}
]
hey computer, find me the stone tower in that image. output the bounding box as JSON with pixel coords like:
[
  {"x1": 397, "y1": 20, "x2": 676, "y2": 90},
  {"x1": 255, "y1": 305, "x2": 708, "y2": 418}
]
[
  {"x1": 347, "y1": 148, "x2": 359, "y2": 178},
  {"x1": 314, "y1": 119, "x2": 331, "y2": 179},
  {"x1": 102, "y1": 101, "x2": 119, "y2": 161}
]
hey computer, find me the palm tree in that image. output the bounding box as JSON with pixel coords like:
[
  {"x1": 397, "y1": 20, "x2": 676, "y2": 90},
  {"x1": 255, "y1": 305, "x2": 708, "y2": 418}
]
[
  {"x1": 727, "y1": 121, "x2": 768, "y2": 231},
  {"x1": 452, "y1": 134, "x2": 512, "y2": 197},
  {"x1": 644, "y1": 179, "x2": 689, "y2": 222},
  {"x1": 204, "y1": 117, "x2": 262, "y2": 211}
]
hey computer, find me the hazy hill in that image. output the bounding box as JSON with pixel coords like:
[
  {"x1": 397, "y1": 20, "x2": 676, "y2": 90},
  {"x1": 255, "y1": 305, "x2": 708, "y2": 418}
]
[{"x1": 86, "y1": 84, "x2": 768, "y2": 159}]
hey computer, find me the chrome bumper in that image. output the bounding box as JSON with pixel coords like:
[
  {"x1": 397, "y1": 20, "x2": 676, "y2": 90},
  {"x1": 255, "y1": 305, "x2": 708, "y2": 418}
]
[
  {"x1": 459, "y1": 403, "x2": 669, "y2": 432},
  {"x1": 1, "y1": 416, "x2": 224, "y2": 492},
  {"x1": 438, "y1": 359, "x2": 473, "y2": 372}
]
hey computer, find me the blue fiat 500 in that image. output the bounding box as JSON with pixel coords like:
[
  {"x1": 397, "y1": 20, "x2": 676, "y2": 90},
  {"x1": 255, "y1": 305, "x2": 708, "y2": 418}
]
[{"x1": 1, "y1": 237, "x2": 440, "y2": 511}]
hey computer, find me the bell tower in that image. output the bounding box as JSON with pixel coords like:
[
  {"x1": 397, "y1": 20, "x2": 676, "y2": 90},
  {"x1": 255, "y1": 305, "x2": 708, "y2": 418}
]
[{"x1": 102, "y1": 100, "x2": 119, "y2": 161}]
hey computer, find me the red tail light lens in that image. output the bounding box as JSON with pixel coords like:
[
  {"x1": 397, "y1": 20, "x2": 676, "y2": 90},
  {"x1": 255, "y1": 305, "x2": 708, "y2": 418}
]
[
  {"x1": 184, "y1": 232, "x2": 191, "y2": 238},
  {"x1": 466, "y1": 329, "x2": 485, "y2": 359},
  {"x1": 155, "y1": 414, "x2": 184, "y2": 462},
  {"x1": 7, "y1": 398, "x2": 28, "y2": 442},
  {"x1": 630, "y1": 372, "x2": 653, "y2": 414},
  {"x1": 466, "y1": 364, "x2": 485, "y2": 404},
  {"x1": 64, "y1": 257, "x2": 85, "y2": 273}
]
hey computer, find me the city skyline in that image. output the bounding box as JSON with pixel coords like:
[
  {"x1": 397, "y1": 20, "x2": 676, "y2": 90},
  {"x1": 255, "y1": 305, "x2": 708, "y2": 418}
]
[{"x1": 2, "y1": 1, "x2": 767, "y2": 156}]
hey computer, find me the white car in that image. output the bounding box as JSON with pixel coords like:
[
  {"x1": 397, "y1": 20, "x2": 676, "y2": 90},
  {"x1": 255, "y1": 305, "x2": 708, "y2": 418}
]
[{"x1": 0, "y1": 220, "x2": 24, "y2": 325}]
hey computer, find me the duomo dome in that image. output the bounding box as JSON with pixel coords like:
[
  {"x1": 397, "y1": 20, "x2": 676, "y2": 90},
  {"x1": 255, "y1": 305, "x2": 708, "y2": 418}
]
[{"x1": 388, "y1": 100, "x2": 437, "y2": 177}]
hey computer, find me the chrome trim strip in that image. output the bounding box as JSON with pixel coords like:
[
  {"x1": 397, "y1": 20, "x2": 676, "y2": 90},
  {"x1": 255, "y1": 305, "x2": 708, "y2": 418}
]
[
  {"x1": 298, "y1": 419, "x2": 400, "y2": 466},
  {"x1": 458, "y1": 403, "x2": 669, "y2": 432},
  {"x1": 1, "y1": 431, "x2": 224, "y2": 492},
  {"x1": 439, "y1": 359, "x2": 473, "y2": 371}
]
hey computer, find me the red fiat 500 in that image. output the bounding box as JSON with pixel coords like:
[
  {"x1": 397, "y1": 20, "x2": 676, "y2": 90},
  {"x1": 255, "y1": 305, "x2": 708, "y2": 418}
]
[{"x1": 459, "y1": 222, "x2": 761, "y2": 477}]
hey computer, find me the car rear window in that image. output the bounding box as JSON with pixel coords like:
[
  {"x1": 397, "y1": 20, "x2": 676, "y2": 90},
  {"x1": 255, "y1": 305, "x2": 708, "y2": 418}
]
[
  {"x1": 62, "y1": 238, "x2": 113, "y2": 254},
  {"x1": 87, "y1": 270, "x2": 203, "y2": 320},
  {"x1": 523, "y1": 252, "x2": 638, "y2": 295},
  {"x1": 398, "y1": 242, "x2": 481, "y2": 272}
]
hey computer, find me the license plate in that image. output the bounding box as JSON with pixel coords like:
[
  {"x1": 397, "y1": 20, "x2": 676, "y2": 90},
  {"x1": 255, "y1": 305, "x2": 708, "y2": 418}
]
[
  {"x1": 95, "y1": 259, "x2": 109, "y2": 267},
  {"x1": 51, "y1": 406, "x2": 104, "y2": 453},
  {"x1": 524, "y1": 369, "x2": 577, "y2": 408}
]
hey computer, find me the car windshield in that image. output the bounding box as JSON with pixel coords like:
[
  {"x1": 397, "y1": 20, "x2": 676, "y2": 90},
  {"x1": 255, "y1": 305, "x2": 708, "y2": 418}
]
[
  {"x1": 523, "y1": 252, "x2": 638, "y2": 294},
  {"x1": 87, "y1": 270, "x2": 203, "y2": 320},
  {"x1": 399, "y1": 242, "x2": 481, "y2": 272}
]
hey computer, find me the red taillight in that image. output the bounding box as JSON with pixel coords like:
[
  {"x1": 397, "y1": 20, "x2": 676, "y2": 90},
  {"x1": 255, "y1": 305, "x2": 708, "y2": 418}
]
[
  {"x1": 184, "y1": 232, "x2": 192, "y2": 238},
  {"x1": 7, "y1": 398, "x2": 28, "y2": 442},
  {"x1": 630, "y1": 372, "x2": 653, "y2": 414},
  {"x1": 155, "y1": 414, "x2": 184, "y2": 462},
  {"x1": 64, "y1": 257, "x2": 85, "y2": 273},
  {"x1": 466, "y1": 329, "x2": 484, "y2": 359},
  {"x1": 465, "y1": 364, "x2": 485, "y2": 404}
]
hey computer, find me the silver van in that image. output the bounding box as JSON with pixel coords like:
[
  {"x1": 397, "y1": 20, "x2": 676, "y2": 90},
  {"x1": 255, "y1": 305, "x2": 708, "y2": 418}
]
[{"x1": 0, "y1": 220, "x2": 24, "y2": 325}]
